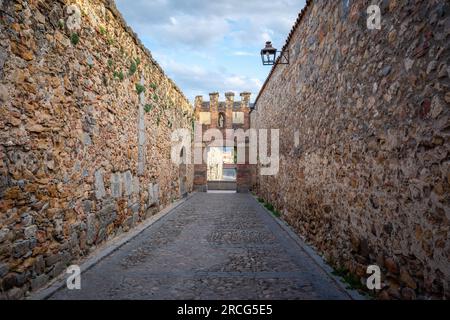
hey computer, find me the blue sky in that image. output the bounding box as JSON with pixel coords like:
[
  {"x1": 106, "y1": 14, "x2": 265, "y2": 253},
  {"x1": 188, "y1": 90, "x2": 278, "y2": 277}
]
[{"x1": 115, "y1": 0, "x2": 307, "y2": 103}]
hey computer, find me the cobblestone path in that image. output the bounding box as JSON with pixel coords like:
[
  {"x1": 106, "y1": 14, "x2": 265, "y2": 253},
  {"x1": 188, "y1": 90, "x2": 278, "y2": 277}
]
[{"x1": 49, "y1": 193, "x2": 350, "y2": 300}]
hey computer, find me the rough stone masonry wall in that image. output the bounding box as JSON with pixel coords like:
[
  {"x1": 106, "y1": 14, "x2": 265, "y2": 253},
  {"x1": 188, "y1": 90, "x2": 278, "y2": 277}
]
[
  {"x1": 252, "y1": 0, "x2": 449, "y2": 299},
  {"x1": 0, "y1": 0, "x2": 194, "y2": 299}
]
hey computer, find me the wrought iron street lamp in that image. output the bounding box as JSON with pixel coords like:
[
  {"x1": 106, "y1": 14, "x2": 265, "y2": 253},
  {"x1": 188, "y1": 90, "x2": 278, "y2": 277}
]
[
  {"x1": 260, "y1": 41, "x2": 277, "y2": 65},
  {"x1": 260, "y1": 41, "x2": 289, "y2": 66}
]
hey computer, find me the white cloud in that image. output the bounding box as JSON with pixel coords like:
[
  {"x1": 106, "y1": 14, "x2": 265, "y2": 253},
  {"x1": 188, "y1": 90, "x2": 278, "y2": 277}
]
[
  {"x1": 116, "y1": 0, "x2": 305, "y2": 49},
  {"x1": 132, "y1": 14, "x2": 229, "y2": 47},
  {"x1": 156, "y1": 56, "x2": 262, "y2": 102},
  {"x1": 232, "y1": 51, "x2": 257, "y2": 57},
  {"x1": 114, "y1": 0, "x2": 307, "y2": 103}
]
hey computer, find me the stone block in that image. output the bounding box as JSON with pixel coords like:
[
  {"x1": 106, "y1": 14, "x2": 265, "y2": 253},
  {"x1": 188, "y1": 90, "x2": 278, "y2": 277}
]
[
  {"x1": 130, "y1": 203, "x2": 140, "y2": 214},
  {"x1": 132, "y1": 176, "x2": 140, "y2": 195},
  {"x1": 0, "y1": 263, "x2": 8, "y2": 278},
  {"x1": 96, "y1": 227, "x2": 107, "y2": 244},
  {"x1": 148, "y1": 183, "x2": 155, "y2": 206},
  {"x1": 45, "y1": 253, "x2": 61, "y2": 267},
  {"x1": 31, "y1": 274, "x2": 49, "y2": 291},
  {"x1": 12, "y1": 240, "x2": 30, "y2": 258},
  {"x1": 0, "y1": 228, "x2": 9, "y2": 243},
  {"x1": 110, "y1": 173, "x2": 122, "y2": 198},
  {"x1": 81, "y1": 132, "x2": 92, "y2": 146},
  {"x1": 9, "y1": 271, "x2": 29, "y2": 289},
  {"x1": 6, "y1": 287, "x2": 26, "y2": 300},
  {"x1": 97, "y1": 200, "x2": 117, "y2": 229},
  {"x1": 34, "y1": 255, "x2": 45, "y2": 275},
  {"x1": 0, "y1": 243, "x2": 12, "y2": 258},
  {"x1": 83, "y1": 200, "x2": 93, "y2": 214},
  {"x1": 49, "y1": 261, "x2": 65, "y2": 278},
  {"x1": 24, "y1": 225, "x2": 37, "y2": 239},
  {"x1": 123, "y1": 216, "x2": 133, "y2": 229},
  {"x1": 94, "y1": 170, "x2": 106, "y2": 200},
  {"x1": 132, "y1": 212, "x2": 140, "y2": 226},
  {"x1": 86, "y1": 213, "x2": 96, "y2": 245},
  {"x1": 61, "y1": 251, "x2": 72, "y2": 265},
  {"x1": 2, "y1": 273, "x2": 18, "y2": 290},
  {"x1": 153, "y1": 184, "x2": 160, "y2": 204},
  {"x1": 123, "y1": 170, "x2": 133, "y2": 196}
]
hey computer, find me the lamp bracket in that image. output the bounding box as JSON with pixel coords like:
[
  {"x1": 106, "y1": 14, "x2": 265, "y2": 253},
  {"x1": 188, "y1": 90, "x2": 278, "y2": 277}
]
[{"x1": 277, "y1": 50, "x2": 289, "y2": 65}]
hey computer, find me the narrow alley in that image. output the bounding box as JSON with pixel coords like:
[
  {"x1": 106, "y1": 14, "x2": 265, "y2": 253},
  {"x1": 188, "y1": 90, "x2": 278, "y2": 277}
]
[{"x1": 48, "y1": 193, "x2": 350, "y2": 300}]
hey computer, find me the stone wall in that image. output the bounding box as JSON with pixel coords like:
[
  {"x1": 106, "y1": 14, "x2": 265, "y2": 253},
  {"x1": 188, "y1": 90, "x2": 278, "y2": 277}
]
[
  {"x1": 252, "y1": 0, "x2": 449, "y2": 299},
  {"x1": 0, "y1": 0, "x2": 194, "y2": 299}
]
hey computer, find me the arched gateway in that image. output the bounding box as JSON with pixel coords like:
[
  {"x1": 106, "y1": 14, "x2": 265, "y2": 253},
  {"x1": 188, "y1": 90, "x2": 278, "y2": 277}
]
[{"x1": 193, "y1": 92, "x2": 254, "y2": 193}]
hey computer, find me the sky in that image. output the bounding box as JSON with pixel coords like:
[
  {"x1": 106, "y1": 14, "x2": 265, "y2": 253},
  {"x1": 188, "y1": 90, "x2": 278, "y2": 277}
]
[{"x1": 115, "y1": 0, "x2": 307, "y2": 103}]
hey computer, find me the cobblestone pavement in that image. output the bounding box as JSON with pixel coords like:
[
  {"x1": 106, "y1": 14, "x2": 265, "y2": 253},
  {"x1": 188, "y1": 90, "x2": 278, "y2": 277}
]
[{"x1": 49, "y1": 193, "x2": 351, "y2": 300}]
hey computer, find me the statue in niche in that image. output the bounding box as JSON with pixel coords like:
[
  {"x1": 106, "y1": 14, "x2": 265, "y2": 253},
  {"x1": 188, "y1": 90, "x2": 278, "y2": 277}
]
[{"x1": 218, "y1": 113, "x2": 225, "y2": 128}]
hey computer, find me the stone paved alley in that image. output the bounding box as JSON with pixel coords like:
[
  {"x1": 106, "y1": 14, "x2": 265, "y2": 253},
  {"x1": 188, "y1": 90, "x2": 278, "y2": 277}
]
[{"x1": 48, "y1": 193, "x2": 350, "y2": 300}]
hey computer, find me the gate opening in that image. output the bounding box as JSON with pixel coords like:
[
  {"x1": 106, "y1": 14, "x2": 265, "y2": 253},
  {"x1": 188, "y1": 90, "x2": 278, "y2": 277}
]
[{"x1": 207, "y1": 146, "x2": 237, "y2": 191}]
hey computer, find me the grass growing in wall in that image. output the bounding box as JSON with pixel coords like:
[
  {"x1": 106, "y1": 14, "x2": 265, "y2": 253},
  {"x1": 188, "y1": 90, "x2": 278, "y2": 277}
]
[
  {"x1": 129, "y1": 60, "x2": 137, "y2": 75},
  {"x1": 266, "y1": 204, "x2": 281, "y2": 217},
  {"x1": 99, "y1": 26, "x2": 107, "y2": 35},
  {"x1": 113, "y1": 71, "x2": 124, "y2": 81},
  {"x1": 328, "y1": 264, "x2": 377, "y2": 298},
  {"x1": 135, "y1": 83, "x2": 145, "y2": 95},
  {"x1": 71, "y1": 33, "x2": 79, "y2": 46},
  {"x1": 150, "y1": 83, "x2": 157, "y2": 90},
  {"x1": 331, "y1": 267, "x2": 370, "y2": 294},
  {"x1": 144, "y1": 104, "x2": 153, "y2": 113},
  {"x1": 257, "y1": 197, "x2": 281, "y2": 218}
]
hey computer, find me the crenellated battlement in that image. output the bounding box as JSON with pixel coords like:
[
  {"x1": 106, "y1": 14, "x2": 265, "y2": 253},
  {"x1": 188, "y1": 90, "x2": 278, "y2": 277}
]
[
  {"x1": 193, "y1": 92, "x2": 252, "y2": 131},
  {"x1": 194, "y1": 92, "x2": 253, "y2": 111}
]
